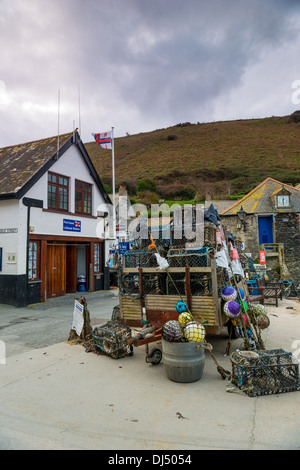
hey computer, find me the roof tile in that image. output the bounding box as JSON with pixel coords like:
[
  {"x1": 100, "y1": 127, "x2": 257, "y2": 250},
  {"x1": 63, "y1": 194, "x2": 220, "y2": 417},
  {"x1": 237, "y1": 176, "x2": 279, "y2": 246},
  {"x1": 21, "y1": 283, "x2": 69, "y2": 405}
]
[
  {"x1": 0, "y1": 132, "x2": 73, "y2": 195},
  {"x1": 220, "y1": 178, "x2": 300, "y2": 214}
]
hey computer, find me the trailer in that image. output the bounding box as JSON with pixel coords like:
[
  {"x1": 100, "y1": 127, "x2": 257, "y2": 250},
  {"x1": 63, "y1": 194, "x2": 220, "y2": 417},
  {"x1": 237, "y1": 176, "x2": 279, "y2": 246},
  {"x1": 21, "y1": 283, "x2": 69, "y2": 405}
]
[
  {"x1": 115, "y1": 205, "x2": 258, "y2": 362},
  {"x1": 118, "y1": 261, "x2": 224, "y2": 336}
]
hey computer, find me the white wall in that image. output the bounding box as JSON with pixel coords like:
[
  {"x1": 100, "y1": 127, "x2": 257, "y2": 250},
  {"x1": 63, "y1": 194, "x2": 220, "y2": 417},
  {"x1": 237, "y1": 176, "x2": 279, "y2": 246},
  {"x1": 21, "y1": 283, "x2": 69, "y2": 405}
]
[
  {"x1": 0, "y1": 142, "x2": 111, "y2": 277},
  {"x1": 26, "y1": 143, "x2": 110, "y2": 239},
  {"x1": 0, "y1": 199, "x2": 27, "y2": 275}
]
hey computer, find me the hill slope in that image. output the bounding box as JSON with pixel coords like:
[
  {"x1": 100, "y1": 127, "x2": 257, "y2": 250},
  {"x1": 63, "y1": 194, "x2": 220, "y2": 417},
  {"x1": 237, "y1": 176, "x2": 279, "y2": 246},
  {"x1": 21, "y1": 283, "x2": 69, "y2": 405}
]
[{"x1": 85, "y1": 115, "x2": 300, "y2": 200}]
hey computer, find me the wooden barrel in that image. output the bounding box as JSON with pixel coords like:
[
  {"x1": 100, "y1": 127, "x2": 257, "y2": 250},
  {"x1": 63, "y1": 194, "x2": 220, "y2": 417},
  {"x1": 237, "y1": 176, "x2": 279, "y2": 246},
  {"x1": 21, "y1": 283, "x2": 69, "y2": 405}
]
[{"x1": 162, "y1": 339, "x2": 205, "y2": 383}]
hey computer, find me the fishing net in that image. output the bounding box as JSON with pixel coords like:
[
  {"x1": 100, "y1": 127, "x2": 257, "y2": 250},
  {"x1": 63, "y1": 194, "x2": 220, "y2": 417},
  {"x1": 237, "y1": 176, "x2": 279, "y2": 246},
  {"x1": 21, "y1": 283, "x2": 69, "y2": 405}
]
[
  {"x1": 183, "y1": 321, "x2": 206, "y2": 342},
  {"x1": 162, "y1": 320, "x2": 184, "y2": 342},
  {"x1": 231, "y1": 349, "x2": 300, "y2": 396}
]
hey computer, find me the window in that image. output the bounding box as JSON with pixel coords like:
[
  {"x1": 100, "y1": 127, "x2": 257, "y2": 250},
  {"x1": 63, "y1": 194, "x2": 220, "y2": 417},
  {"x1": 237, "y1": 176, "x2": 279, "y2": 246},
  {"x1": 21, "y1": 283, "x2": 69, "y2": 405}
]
[
  {"x1": 94, "y1": 243, "x2": 101, "y2": 273},
  {"x1": 48, "y1": 172, "x2": 69, "y2": 211},
  {"x1": 28, "y1": 241, "x2": 40, "y2": 280},
  {"x1": 75, "y1": 180, "x2": 92, "y2": 215}
]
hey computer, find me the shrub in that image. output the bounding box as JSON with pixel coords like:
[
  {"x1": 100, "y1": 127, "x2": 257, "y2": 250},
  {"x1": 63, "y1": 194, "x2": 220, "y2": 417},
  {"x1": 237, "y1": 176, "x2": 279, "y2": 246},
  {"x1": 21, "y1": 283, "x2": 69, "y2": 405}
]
[
  {"x1": 173, "y1": 188, "x2": 196, "y2": 200},
  {"x1": 137, "y1": 178, "x2": 157, "y2": 193},
  {"x1": 136, "y1": 190, "x2": 160, "y2": 206},
  {"x1": 157, "y1": 182, "x2": 195, "y2": 200},
  {"x1": 103, "y1": 183, "x2": 112, "y2": 194}
]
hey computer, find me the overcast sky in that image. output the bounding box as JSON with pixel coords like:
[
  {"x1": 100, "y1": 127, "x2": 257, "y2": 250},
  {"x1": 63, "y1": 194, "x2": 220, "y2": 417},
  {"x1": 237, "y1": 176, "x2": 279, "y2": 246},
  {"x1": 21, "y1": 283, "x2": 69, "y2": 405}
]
[{"x1": 1, "y1": 0, "x2": 300, "y2": 147}]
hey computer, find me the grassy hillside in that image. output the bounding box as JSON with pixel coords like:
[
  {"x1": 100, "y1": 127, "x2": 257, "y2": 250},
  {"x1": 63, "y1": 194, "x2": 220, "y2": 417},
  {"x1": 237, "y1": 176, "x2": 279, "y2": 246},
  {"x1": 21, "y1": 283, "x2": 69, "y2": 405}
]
[{"x1": 85, "y1": 114, "x2": 300, "y2": 201}]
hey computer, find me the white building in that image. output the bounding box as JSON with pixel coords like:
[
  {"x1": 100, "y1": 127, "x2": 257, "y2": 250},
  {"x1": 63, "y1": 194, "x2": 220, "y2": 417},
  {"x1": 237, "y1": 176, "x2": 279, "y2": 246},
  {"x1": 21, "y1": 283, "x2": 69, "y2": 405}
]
[{"x1": 0, "y1": 130, "x2": 112, "y2": 307}]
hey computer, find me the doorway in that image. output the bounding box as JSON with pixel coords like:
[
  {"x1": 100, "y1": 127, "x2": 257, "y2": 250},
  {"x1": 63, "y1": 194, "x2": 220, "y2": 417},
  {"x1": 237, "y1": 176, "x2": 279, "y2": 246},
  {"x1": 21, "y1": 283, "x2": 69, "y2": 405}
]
[
  {"x1": 77, "y1": 244, "x2": 87, "y2": 291},
  {"x1": 66, "y1": 245, "x2": 77, "y2": 293},
  {"x1": 45, "y1": 241, "x2": 93, "y2": 299},
  {"x1": 258, "y1": 216, "x2": 274, "y2": 245}
]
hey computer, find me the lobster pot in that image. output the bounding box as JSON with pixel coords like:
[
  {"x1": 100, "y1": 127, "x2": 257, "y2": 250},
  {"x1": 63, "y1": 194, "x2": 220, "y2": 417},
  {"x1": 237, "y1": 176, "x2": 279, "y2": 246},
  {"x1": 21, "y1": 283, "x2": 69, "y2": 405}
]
[
  {"x1": 93, "y1": 321, "x2": 132, "y2": 359},
  {"x1": 150, "y1": 226, "x2": 171, "y2": 249},
  {"x1": 124, "y1": 250, "x2": 158, "y2": 268},
  {"x1": 166, "y1": 273, "x2": 185, "y2": 295},
  {"x1": 231, "y1": 349, "x2": 300, "y2": 397},
  {"x1": 162, "y1": 339, "x2": 205, "y2": 383},
  {"x1": 204, "y1": 223, "x2": 217, "y2": 247},
  {"x1": 170, "y1": 224, "x2": 202, "y2": 249},
  {"x1": 167, "y1": 247, "x2": 211, "y2": 268}
]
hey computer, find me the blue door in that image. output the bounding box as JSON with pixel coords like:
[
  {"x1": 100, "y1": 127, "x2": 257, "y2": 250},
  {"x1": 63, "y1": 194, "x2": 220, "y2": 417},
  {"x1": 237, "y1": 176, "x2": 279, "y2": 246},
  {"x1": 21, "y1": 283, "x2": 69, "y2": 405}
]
[{"x1": 258, "y1": 216, "x2": 273, "y2": 245}]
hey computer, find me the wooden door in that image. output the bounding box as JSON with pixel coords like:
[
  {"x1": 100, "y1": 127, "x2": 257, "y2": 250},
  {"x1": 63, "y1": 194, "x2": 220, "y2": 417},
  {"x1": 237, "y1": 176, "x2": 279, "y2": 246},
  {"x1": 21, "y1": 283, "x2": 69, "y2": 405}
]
[
  {"x1": 258, "y1": 216, "x2": 273, "y2": 245},
  {"x1": 47, "y1": 244, "x2": 66, "y2": 298}
]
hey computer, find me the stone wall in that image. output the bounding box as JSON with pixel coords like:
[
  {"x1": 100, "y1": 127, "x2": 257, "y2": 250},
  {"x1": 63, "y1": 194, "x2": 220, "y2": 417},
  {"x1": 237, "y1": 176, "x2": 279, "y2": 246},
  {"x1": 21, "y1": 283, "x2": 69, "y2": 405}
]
[
  {"x1": 221, "y1": 212, "x2": 300, "y2": 286},
  {"x1": 220, "y1": 214, "x2": 259, "y2": 259},
  {"x1": 275, "y1": 213, "x2": 300, "y2": 286}
]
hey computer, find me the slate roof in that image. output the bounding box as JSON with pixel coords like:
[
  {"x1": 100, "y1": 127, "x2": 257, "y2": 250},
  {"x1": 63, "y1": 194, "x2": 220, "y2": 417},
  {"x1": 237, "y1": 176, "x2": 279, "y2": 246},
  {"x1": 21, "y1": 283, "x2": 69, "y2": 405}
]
[
  {"x1": 0, "y1": 132, "x2": 74, "y2": 197},
  {"x1": 204, "y1": 199, "x2": 233, "y2": 213},
  {"x1": 0, "y1": 131, "x2": 111, "y2": 204},
  {"x1": 220, "y1": 178, "x2": 300, "y2": 215}
]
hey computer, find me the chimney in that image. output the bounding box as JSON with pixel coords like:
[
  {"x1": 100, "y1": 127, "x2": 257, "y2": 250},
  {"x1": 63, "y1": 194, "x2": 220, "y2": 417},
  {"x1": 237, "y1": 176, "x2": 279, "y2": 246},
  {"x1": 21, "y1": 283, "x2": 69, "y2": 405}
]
[{"x1": 119, "y1": 185, "x2": 127, "y2": 196}]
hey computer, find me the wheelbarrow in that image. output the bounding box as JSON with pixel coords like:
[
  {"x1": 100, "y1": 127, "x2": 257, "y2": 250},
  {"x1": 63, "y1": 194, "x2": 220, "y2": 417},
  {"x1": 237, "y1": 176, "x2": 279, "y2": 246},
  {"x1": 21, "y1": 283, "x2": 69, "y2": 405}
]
[
  {"x1": 127, "y1": 322, "x2": 163, "y2": 365},
  {"x1": 113, "y1": 304, "x2": 180, "y2": 365}
]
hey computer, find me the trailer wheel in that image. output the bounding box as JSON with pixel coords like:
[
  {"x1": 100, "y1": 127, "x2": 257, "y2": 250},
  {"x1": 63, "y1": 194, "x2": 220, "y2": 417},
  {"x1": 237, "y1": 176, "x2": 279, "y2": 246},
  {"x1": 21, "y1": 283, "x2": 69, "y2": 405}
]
[{"x1": 148, "y1": 348, "x2": 162, "y2": 365}]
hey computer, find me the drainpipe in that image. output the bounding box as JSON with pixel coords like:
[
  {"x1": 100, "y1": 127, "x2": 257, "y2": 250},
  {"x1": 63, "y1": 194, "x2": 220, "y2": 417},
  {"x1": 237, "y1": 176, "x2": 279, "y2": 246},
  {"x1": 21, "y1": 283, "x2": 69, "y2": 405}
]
[{"x1": 22, "y1": 198, "x2": 43, "y2": 305}]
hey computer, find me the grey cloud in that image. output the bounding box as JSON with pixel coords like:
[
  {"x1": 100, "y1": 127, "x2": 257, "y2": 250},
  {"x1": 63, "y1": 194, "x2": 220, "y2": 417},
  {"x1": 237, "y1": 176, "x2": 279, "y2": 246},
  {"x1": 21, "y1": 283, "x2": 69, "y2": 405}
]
[{"x1": 0, "y1": 0, "x2": 300, "y2": 146}]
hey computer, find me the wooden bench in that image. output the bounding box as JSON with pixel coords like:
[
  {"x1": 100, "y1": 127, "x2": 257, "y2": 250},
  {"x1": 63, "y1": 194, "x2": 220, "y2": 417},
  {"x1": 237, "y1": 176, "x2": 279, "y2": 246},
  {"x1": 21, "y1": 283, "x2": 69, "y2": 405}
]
[
  {"x1": 247, "y1": 286, "x2": 265, "y2": 305},
  {"x1": 255, "y1": 277, "x2": 282, "y2": 307}
]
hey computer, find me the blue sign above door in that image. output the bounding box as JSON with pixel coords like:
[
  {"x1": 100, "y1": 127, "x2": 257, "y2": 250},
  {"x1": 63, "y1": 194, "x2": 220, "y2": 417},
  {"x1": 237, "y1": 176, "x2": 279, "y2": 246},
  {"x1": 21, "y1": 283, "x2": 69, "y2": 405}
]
[{"x1": 63, "y1": 219, "x2": 81, "y2": 232}]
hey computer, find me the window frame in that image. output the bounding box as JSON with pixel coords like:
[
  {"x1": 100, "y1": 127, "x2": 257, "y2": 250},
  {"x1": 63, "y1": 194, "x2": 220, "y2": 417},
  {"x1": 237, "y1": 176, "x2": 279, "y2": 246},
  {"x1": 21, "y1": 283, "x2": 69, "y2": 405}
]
[
  {"x1": 75, "y1": 179, "x2": 93, "y2": 216},
  {"x1": 28, "y1": 241, "x2": 40, "y2": 281},
  {"x1": 47, "y1": 172, "x2": 70, "y2": 212},
  {"x1": 94, "y1": 243, "x2": 102, "y2": 273}
]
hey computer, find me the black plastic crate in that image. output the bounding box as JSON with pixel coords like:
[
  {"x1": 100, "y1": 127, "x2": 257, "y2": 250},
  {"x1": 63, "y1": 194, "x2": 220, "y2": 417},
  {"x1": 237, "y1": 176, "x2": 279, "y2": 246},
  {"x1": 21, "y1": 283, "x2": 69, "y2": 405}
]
[
  {"x1": 231, "y1": 349, "x2": 300, "y2": 397},
  {"x1": 93, "y1": 321, "x2": 132, "y2": 359}
]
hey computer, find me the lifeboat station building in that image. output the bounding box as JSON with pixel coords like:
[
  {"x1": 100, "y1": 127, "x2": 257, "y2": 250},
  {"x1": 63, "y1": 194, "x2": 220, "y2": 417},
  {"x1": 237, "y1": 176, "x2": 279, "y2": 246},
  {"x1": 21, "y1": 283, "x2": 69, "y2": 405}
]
[{"x1": 0, "y1": 130, "x2": 112, "y2": 307}]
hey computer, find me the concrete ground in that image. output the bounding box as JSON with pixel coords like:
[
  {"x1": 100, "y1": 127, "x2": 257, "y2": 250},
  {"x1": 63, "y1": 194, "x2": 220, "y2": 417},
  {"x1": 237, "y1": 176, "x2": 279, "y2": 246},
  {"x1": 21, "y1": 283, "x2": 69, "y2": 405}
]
[
  {"x1": 0, "y1": 289, "x2": 120, "y2": 357},
  {"x1": 0, "y1": 292, "x2": 299, "y2": 451}
]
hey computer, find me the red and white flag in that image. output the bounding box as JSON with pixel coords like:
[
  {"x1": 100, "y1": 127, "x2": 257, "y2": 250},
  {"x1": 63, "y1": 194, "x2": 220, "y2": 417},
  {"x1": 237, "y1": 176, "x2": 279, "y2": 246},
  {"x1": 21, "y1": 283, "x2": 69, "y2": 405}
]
[{"x1": 92, "y1": 131, "x2": 112, "y2": 149}]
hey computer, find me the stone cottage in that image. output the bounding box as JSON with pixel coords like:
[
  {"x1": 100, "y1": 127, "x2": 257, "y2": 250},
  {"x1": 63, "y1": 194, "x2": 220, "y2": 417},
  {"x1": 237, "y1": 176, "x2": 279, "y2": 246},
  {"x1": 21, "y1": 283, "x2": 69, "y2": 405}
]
[{"x1": 219, "y1": 178, "x2": 300, "y2": 286}]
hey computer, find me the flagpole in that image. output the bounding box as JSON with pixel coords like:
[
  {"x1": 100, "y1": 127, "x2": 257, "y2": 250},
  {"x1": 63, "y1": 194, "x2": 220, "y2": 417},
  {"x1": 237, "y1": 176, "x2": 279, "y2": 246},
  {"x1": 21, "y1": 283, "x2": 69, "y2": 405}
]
[
  {"x1": 78, "y1": 83, "x2": 81, "y2": 136},
  {"x1": 111, "y1": 126, "x2": 116, "y2": 240}
]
